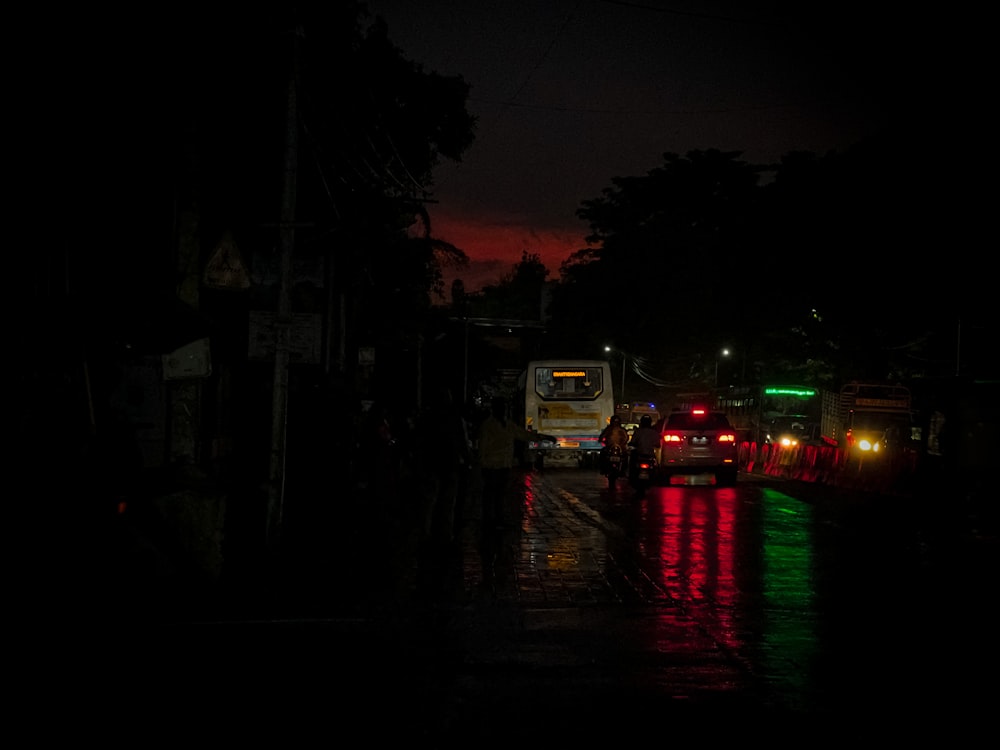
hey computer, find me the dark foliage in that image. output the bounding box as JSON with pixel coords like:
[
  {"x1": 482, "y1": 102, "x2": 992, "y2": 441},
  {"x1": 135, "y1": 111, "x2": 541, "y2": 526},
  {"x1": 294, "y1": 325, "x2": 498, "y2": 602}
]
[{"x1": 538, "y1": 140, "x2": 985, "y2": 388}]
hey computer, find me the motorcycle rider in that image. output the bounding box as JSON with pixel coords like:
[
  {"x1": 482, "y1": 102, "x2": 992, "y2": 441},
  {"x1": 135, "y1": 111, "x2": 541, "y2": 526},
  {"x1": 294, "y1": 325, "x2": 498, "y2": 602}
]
[
  {"x1": 598, "y1": 415, "x2": 630, "y2": 475},
  {"x1": 628, "y1": 414, "x2": 660, "y2": 493},
  {"x1": 600, "y1": 415, "x2": 630, "y2": 451},
  {"x1": 628, "y1": 414, "x2": 659, "y2": 455}
]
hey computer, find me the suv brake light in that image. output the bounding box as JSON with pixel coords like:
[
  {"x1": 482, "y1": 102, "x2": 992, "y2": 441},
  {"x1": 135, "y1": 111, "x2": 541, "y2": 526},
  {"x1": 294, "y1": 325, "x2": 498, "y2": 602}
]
[
  {"x1": 718, "y1": 433, "x2": 736, "y2": 443},
  {"x1": 662, "y1": 433, "x2": 682, "y2": 443}
]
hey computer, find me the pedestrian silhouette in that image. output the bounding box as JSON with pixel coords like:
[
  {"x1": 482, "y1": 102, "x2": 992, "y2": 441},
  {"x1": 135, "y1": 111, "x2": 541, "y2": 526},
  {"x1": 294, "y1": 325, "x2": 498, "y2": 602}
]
[
  {"x1": 413, "y1": 387, "x2": 472, "y2": 598},
  {"x1": 474, "y1": 396, "x2": 554, "y2": 594}
]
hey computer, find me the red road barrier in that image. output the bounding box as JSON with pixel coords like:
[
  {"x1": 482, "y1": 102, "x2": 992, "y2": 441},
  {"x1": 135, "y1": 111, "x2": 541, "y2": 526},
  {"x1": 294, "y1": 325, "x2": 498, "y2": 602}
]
[{"x1": 740, "y1": 440, "x2": 916, "y2": 496}]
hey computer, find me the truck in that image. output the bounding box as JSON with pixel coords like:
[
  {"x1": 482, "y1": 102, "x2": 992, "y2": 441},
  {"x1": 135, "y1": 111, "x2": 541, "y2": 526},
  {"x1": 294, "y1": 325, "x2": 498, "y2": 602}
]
[
  {"x1": 820, "y1": 382, "x2": 920, "y2": 456},
  {"x1": 757, "y1": 385, "x2": 822, "y2": 447}
]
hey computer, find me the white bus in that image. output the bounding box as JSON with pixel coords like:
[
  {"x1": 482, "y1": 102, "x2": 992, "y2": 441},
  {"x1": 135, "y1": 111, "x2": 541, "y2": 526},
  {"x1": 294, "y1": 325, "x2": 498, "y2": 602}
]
[{"x1": 517, "y1": 359, "x2": 616, "y2": 467}]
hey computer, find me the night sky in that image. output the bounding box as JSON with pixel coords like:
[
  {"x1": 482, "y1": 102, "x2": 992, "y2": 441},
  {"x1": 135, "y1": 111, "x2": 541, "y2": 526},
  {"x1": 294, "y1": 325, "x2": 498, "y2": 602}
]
[
  {"x1": 29, "y1": 2, "x2": 988, "y2": 304},
  {"x1": 363, "y1": 1, "x2": 935, "y2": 290}
]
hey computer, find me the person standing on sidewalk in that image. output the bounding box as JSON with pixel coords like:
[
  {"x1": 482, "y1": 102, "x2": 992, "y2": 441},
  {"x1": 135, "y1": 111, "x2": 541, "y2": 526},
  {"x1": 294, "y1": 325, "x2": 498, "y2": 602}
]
[
  {"x1": 411, "y1": 387, "x2": 472, "y2": 599},
  {"x1": 474, "y1": 395, "x2": 552, "y2": 596},
  {"x1": 476, "y1": 396, "x2": 553, "y2": 529},
  {"x1": 416, "y1": 388, "x2": 472, "y2": 543}
]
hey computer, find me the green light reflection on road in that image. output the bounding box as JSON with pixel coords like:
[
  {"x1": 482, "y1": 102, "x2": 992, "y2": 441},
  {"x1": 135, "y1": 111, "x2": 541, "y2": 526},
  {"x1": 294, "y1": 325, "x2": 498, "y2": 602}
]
[{"x1": 759, "y1": 486, "x2": 817, "y2": 709}]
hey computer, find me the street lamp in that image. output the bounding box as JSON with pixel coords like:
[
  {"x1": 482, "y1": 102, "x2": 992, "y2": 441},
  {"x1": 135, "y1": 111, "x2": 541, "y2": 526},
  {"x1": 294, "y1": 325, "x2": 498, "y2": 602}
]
[
  {"x1": 715, "y1": 347, "x2": 731, "y2": 387},
  {"x1": 604, "y1": 345, "x2": 626, "y2": 405}
]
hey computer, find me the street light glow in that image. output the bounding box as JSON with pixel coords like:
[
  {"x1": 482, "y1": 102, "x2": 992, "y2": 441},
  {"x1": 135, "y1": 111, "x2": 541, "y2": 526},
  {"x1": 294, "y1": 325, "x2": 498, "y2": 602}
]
[
  {"x1": 604, "y1": 345, "x2": 626, "y2": 405},
  {"x1": 715, "y1": 347, "x2": 731, "y2": 387}
]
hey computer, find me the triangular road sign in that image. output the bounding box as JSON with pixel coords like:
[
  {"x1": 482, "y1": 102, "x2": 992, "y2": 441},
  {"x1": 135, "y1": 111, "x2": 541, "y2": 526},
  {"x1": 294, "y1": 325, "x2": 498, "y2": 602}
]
[{"x1": 204, "y1": 231, "x2": 250, "y2": 290}]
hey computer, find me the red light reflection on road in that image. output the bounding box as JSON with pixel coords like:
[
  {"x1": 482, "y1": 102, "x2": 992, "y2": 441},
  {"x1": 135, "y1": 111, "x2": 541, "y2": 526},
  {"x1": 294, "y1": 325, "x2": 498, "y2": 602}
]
[
  {"x1": 639, "y1": 486, "x2": 740, "y2": 650},
  {"x1": 521, "y1": 471, "x2": 538, "y2": 515}
]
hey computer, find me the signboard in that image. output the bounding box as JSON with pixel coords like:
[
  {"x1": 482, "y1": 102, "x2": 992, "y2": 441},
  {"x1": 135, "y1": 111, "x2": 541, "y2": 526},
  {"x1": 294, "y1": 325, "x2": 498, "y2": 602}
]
[
  {"x1": 247, "y1": 311, "x2": 322, "y2": 363},
  {"x1": 854, "y1": 397, "x2": 910, "y2": 409},
  {"x1": 204, "y1": 233, "x2": 250, "y2": 290},
  {"x1": 163, "y1": 337, "x2": 212, "y2": 380},
  {"x1": 764, "y1": 386, "x2": 816, "y2": 398},
  {"x1": 536, "y1": 402, "x2": 603, "y2": 431}
]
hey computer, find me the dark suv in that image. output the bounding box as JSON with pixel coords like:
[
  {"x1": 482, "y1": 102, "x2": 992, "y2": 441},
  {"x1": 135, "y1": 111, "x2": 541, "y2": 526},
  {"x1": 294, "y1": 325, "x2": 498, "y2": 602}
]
[{"x1": 658, "y1": 408, "x2": 739, "y2": 486}]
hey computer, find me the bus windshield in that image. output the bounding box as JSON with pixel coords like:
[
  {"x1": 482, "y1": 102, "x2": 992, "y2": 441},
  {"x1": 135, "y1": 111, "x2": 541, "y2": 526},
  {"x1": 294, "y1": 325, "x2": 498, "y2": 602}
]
[{"x1": 533, "y1": 366, "x2": 606, "y2": 399}]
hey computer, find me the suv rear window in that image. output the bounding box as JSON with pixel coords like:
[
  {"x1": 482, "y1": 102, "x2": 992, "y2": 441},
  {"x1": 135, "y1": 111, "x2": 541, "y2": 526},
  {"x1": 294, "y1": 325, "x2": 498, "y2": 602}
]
[{"x1": 665, "y1": 412, "x2": 732, "y2": 430}]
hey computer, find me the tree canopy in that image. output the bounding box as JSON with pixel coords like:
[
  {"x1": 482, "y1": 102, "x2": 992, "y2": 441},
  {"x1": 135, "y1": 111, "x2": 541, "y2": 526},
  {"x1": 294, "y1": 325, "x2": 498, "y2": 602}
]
[
  {"x1": 40, "y1": 2, "x2": 478, "y2": 354},
  {"x1": 532, "y1": 139, "x2": 976, "y2": 389}
]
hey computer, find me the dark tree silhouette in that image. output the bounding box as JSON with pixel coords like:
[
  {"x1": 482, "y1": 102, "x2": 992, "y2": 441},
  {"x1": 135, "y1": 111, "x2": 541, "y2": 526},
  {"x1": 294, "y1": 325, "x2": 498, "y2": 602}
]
[
  {"x1": 550, "y1": 149, "x2": 764, "y2": 379},
  {"x1": 474, "y1": 251, "x2": 550, "y2": 322},
  {"x1": 544, "y1": 139, "x2": 967, "y2": 388}
]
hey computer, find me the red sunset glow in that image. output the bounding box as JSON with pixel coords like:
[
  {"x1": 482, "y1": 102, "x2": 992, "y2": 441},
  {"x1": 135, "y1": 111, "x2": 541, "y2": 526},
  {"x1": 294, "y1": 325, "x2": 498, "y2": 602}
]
[{"x1": 429, "y1": 207, "x2": 586, "y2": 297}]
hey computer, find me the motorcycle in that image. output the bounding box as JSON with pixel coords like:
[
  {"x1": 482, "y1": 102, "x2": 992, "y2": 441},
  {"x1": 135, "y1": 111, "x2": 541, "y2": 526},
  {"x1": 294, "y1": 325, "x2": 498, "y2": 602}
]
[
  {"x1": 629, "y1": 451, "x2": 657, "y2": 496},
  {"x1": 600, "y1": 444, "x2": 627, "y2": 490}
]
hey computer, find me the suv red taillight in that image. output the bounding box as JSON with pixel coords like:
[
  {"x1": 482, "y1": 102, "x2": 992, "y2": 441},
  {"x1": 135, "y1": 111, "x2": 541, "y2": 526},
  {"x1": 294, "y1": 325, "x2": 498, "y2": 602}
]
[
  {"x1": 718, "y1": 433, "x2": 736, "y2": 443},
  {"x1": 662, "y1": 432, "x2": 682, "y2": 444}
]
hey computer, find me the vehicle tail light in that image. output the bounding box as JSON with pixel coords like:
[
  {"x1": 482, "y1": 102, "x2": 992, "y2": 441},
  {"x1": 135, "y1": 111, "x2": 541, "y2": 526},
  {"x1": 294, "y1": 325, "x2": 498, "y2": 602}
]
[
  {"x1": 662, "y1": 433, "x2": 682, "y2": 443},
  {"x1": 718, "y1": 433, "x2": 736, "y2": 443}
]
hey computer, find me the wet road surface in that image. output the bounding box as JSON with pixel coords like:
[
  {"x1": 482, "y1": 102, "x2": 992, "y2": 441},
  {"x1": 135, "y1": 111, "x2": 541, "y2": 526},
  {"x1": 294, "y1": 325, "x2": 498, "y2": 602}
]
[{"x1": 49, "y1": 466, "x2": 998, "y2": 740}]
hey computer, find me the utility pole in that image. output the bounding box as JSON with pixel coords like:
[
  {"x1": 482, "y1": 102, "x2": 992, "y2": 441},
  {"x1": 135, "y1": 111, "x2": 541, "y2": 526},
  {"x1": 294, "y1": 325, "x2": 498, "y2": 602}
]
[
  {"x1": 620, "y1": 353, "x2": 627, "y2": 406},
  {"x1": 266, "y1": 24, "x2": 300, "y2": 554}
]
